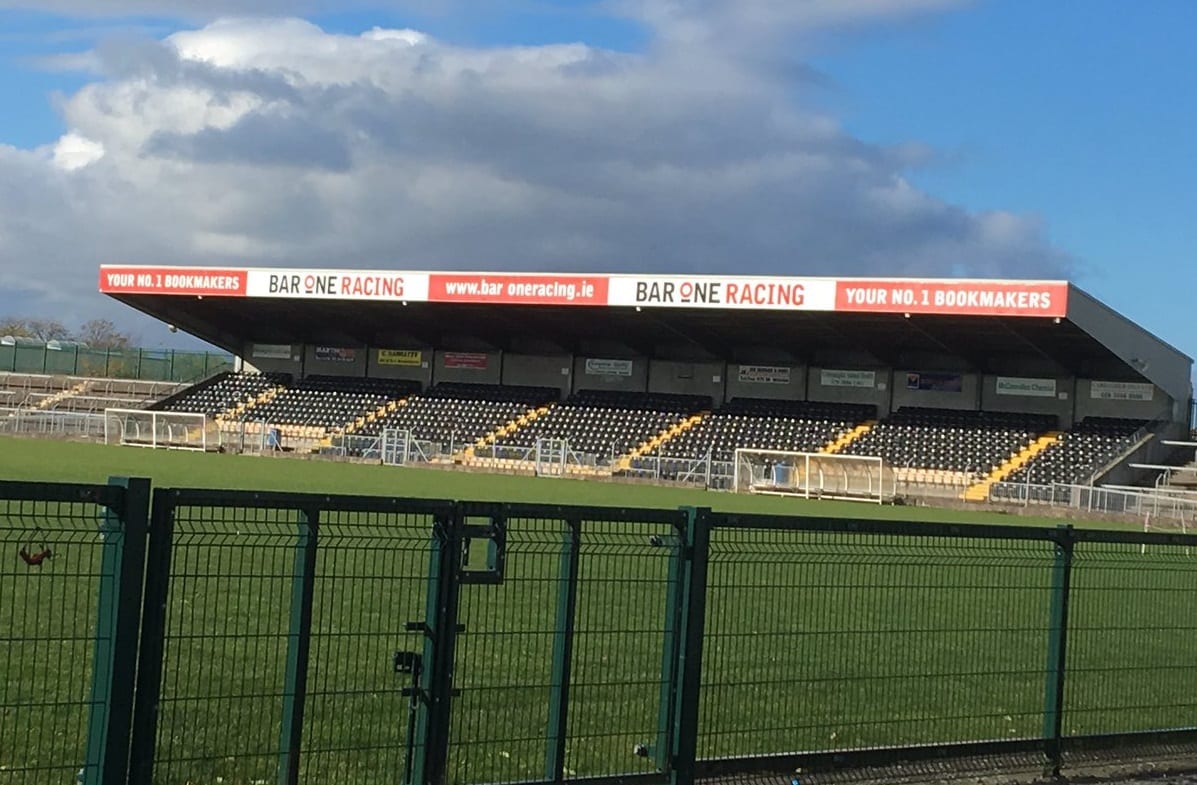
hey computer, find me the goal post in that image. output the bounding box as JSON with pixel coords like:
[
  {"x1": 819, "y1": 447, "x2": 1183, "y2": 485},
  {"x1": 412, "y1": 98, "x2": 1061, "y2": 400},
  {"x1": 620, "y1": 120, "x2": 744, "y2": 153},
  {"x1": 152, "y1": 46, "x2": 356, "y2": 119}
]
[
  {"x1": 733, "y1": 449, "x2": 895, "y2": 504},
  {"x1": 104, "y1": 408, "x2": 213, "y2": 451}
]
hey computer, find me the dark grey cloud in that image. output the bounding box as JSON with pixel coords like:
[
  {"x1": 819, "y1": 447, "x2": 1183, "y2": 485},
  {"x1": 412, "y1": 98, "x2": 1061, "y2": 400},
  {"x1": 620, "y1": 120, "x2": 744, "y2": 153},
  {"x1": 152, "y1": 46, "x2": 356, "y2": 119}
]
[{"x1": 146, "y1": 109, "x2": 352, "y2": 170}]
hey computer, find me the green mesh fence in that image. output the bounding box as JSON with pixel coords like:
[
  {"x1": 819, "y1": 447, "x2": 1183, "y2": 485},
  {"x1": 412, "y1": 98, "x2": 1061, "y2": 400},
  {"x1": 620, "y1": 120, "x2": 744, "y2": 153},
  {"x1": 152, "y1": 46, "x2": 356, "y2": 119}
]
[
  {"x1": 7, "y1": 481, "x2": 1197, "y2": 785},
  {"x1": 0, "y1": 346, "x2": 232, "y2": 383}
]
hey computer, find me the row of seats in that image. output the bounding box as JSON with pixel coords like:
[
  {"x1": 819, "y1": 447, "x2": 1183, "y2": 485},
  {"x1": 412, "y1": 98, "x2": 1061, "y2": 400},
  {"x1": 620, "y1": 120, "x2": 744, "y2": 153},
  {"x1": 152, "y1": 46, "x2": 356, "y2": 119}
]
[
  {"x1": 150, "y1": 374, "x2": 1155, "y2": 484},
  {"x1": 239, "y1": 376, "x2": 420, "y2": 429},
  {"x1": 650, "y1": 399, "x2": 876, "y2": 462},
  {"x1": 841, "y1": 408, "x2": 1057, "y2": 475},
  {"x1": 492, "y1": 390, "x2": 711, "y2": 458},
  {"x1": 156, "y1": 371, "x2": 292, "y2": 418},
  {"x1": 358, "y1": 383, "x2": 559, "y2": 447},
  {"x1": 1006, "y1": 417, "x2": 1147, "y2": 485},
  {"x1": 0, "y1": 373, "x2": 186, "y2": 410}
]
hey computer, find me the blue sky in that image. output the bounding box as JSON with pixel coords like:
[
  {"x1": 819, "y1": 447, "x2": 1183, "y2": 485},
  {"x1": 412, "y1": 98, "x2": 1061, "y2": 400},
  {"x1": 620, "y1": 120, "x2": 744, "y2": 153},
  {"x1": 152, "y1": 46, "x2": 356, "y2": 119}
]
[
  {"x1": 810, "y1": 0, "x2": 1197, "y2": 356},
  {"x1": 0, "y1": 0, "x2": 1193, "y2": 364}
]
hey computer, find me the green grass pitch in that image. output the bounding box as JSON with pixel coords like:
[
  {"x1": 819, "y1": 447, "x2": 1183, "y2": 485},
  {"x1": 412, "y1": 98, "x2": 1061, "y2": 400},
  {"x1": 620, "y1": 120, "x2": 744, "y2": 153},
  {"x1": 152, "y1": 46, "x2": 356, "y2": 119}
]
[
  {"x1": 2, "y1": 437, "x2": 1195, "y2": 784},
  {"x1": 0, "y1": 436, "x2": 1111, "y2": 527}
]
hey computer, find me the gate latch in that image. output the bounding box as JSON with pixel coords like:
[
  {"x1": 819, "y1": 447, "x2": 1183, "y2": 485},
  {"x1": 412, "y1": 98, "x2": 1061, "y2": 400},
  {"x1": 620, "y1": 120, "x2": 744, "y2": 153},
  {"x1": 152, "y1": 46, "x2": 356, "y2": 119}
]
[{"x1": 393, "y1": 650, "x2": 422, "y2": 675}]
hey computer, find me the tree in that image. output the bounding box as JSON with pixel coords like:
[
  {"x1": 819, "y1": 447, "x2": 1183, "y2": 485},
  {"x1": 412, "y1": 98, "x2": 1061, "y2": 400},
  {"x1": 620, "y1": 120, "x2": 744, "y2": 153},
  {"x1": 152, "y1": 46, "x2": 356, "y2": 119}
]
[
  {"x1": 0, "y1": 317, "x2": 70, "y2": 342},
  {"x1": 0, "y1": 316, "x2": 134, "y2": 347},
  {"x1": 75, "y1": 319, "x2": 133, "y2": 349}
]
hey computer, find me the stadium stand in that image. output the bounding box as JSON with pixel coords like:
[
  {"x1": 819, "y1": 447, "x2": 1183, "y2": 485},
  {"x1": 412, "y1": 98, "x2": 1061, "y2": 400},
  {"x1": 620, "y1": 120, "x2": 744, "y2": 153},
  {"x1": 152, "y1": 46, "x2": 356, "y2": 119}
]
[
  {"x1": 1005, "y1": 417, "x2": 1148, "y2": 486},
  {"x1": 0, "y1": 372, "x2": 186, "y2": 412},
  {"x1": 641, "y1": 398, "x2": 876, "y2": 462},
  {"x1": 490, "y1": 390, "x2": 712, "y2": 459},
  {"x1": 235, "y1": 375, "x2": 418, "y2": 432},
  {"x1": 840, "y1": 407, "x2": 1056, "y2": 477},
  {"x1": 154, "y1": 371, "x2": 291, "y2": 419},
  {"x1": 357, "y1": 383, "x2": 558, "y2": 450}
]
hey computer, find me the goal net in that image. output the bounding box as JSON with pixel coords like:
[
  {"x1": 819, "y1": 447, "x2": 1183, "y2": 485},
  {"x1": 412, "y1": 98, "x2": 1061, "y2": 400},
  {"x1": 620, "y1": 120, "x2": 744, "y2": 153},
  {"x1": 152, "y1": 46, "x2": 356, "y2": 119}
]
[
  {"x1": 104, "y1": 409, "x2": 213, "y2": 451},
  {"x1": 733, "y1": 449, "x2": 894, "y2": 504}
]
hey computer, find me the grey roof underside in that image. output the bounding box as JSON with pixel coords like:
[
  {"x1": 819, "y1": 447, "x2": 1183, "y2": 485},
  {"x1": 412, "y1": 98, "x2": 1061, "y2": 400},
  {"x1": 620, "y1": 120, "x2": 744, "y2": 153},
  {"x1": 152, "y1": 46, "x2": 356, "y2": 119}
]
[{"x1": 1066, "y1": 285, "x2": 1192, "y2": 403}]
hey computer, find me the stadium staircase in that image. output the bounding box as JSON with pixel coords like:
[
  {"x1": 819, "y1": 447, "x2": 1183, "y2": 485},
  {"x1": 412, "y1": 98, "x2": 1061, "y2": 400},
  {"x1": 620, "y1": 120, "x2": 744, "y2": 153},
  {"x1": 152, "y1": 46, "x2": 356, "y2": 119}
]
[
  {"x1": 215, "y1": 383, "x2": 287, "y2": 423},
  {"x1": 312, "y1": 396, "x2": 415, "y2": 450},
  {"x1": 32, "y1": 380, "x2": 90, "y2": 410},
  {"x1": 820, "y1": 420, "x2": 877, "y2": 454},
  {"x1": 460, "y1": 402, "x2": 556, "y2": 460},
  {"x1": 615, "y1": 412, "x2": 709, "y2": 471},
  {"x1": 962, "y1": 432, "x2": 1062, "y2": 502}
]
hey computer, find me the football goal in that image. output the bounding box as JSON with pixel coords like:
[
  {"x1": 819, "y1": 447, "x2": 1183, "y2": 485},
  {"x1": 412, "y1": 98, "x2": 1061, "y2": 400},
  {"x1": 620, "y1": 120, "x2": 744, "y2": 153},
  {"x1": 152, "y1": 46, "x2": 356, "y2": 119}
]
[
  {"x1": 104, "y1": 409, "x2": 213, "y2": 451},
  {"x1": 733, "y1": 449, "x2": 895, "y2": 505}
]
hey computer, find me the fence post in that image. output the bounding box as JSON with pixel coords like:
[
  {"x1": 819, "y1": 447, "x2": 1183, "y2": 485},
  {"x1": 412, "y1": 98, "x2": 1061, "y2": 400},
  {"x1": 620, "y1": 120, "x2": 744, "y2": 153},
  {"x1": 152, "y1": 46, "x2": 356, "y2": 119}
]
[
  {"x1": 410, "y1": 507, "x2": 464, "y2": 785},
  {"x1": 1043, "y1": 524, "x2": 1075, "y2": 776},
  {"x1": 278, "y1": 508, "x2": 320, "y2": 785},
  {"x1": 128, "y1": 490, "x2": 178, "y2": 784},
  {"x1": 545, "y1": 516, "x2": 581, "y2": 781},
  {"x1": 81, "y1": 477, "x2": 151, "y2": 785},
  {"x1": 670, "y1": 507, "x2": 712, "y2": 785},
  {"x1": 653, "y1": 518, "x2": 688, "y2": 772}
]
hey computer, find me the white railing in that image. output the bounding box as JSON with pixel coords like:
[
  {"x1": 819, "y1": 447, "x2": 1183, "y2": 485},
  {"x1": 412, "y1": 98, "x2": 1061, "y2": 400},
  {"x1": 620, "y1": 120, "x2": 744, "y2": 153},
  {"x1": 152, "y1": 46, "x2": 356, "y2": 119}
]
[
  {"x1": 0, "y1": 407, "x2": 107, "y2": 439},
  {"x1": 989, "y1": 480, "x2": 1197, "y2": 523}
]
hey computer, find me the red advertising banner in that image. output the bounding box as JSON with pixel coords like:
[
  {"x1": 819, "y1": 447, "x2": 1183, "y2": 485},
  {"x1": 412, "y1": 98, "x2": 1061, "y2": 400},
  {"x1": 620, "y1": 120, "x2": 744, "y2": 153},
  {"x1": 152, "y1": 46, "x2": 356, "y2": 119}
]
[
  {"x1": 98, "y1": 265, "x2": 1072, "y2": 319},
  {"x1": 100, "y1": 266, "x2": 247, "y2": 297},
  {"x1": 834, "y1": 280, "x2": 1068, "y2": 317},
  {"x1": 442, "y1": 352, "x2": 489, "y2": 370},
  {"x1": 428, "y1": 274, "x2": 608, "y2": 306}
]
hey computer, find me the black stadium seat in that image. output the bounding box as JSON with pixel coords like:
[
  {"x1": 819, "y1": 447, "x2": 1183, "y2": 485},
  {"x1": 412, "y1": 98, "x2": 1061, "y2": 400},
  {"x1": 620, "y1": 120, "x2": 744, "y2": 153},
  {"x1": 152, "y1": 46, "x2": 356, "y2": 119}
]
[
  {"x1": 841, "y1": 407, "x2": 1057, "y2": 476},
  {"x1": 1007, "y1": 417, "x2": 1147, "y2": 485},
  {"x1": 492, "y1": 390, "x2": 711, "y2": 458},
  {"x1": 154, "y1": 371, "x2": 291, "y2": 419},
  {"x1": 648, "y1": 398, "x2": 875, "y2": 463},
  {"x1": 239, "y1": 376, "x2": 419, "y2": 430},
  {"x1": 359, "y1": 383, "x2": 559, "y2": 449}
]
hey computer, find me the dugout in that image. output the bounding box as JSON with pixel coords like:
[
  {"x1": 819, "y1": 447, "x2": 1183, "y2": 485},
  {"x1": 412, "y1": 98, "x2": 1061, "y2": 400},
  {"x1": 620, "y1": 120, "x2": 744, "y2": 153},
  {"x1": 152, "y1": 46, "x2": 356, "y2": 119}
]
[{"x1": 101, "y1": 266, "x2": 1193, "y2": 454}]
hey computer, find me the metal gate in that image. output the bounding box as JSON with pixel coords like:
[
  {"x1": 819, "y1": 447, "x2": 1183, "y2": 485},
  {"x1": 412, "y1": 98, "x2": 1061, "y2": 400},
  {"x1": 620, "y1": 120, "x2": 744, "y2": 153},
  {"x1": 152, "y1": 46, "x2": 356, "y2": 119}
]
[
  {"x1": 438, "y1": 502, "x2": 694, "y2": 783},
  {"x1": 127, "y1": 489, "x2": 455, "y2": 785}
]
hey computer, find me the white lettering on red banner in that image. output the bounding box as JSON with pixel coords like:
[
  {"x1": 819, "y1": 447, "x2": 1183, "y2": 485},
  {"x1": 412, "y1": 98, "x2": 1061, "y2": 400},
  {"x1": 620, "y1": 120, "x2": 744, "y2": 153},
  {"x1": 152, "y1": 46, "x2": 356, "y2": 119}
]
[
  {"x1": 100, "y1": 266, "x2": 1072, "y2": 319},
  {"x1": 428, "y1": 274, "x2": 608, "y2": 305},
  {"x1": 99, "y1": 266, "x2": 247, "y2": 296},
  {"x1": 834, "y1": 280, "x2": 1068, "y2": 317}
]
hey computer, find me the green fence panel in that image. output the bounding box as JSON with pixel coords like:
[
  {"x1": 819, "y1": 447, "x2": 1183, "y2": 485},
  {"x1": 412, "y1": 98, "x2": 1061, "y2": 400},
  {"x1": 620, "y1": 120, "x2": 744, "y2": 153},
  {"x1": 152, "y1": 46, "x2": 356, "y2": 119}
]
[
  {"x1": 75, "y1": 349, "x2": 110, "y2": 378},
  {"x1": 1063, "y1": 530, "x2": 1197, "y2": 740},
  {"x1": 0, "y1": 479, "x2": 147, "y2": 785},
  {"x1": 43, "y1": 346, "x2": 76, "y2": 375},
  {"x1": 445, "y1": 501, "x2": 686, "y2": 784},
  {"x1": 103, "y1": 351, "x2": 139, "y2": 380},
  {"x1": 692, "y1": 516, "x2": 1059, "y2": 777},
  {"x1": 169, "y1": 351, "x2": 208, "y2": 383},
  {"x1": 129, "y1": 489, "x2": 452, "y2": 785},
  {"x1": 0, "y1": 344, "x2": 233, "y2": 382},
  {"x1": 13, "y1": 345, "x2": 45, "y2": 373},
  {"x1": 136, "y1": 350, "x2": 173, "y2": 382}
]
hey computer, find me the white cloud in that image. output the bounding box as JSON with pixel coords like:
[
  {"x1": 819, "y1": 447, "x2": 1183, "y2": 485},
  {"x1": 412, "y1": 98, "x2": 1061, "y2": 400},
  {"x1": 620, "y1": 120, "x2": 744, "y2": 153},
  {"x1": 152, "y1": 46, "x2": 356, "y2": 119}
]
[
  {"x1": 50, "y1": 131, "x2": 106, "y2": 170},
  {"x1": 0, "y1": 7, "x2": 1070, "y2": 332}
]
